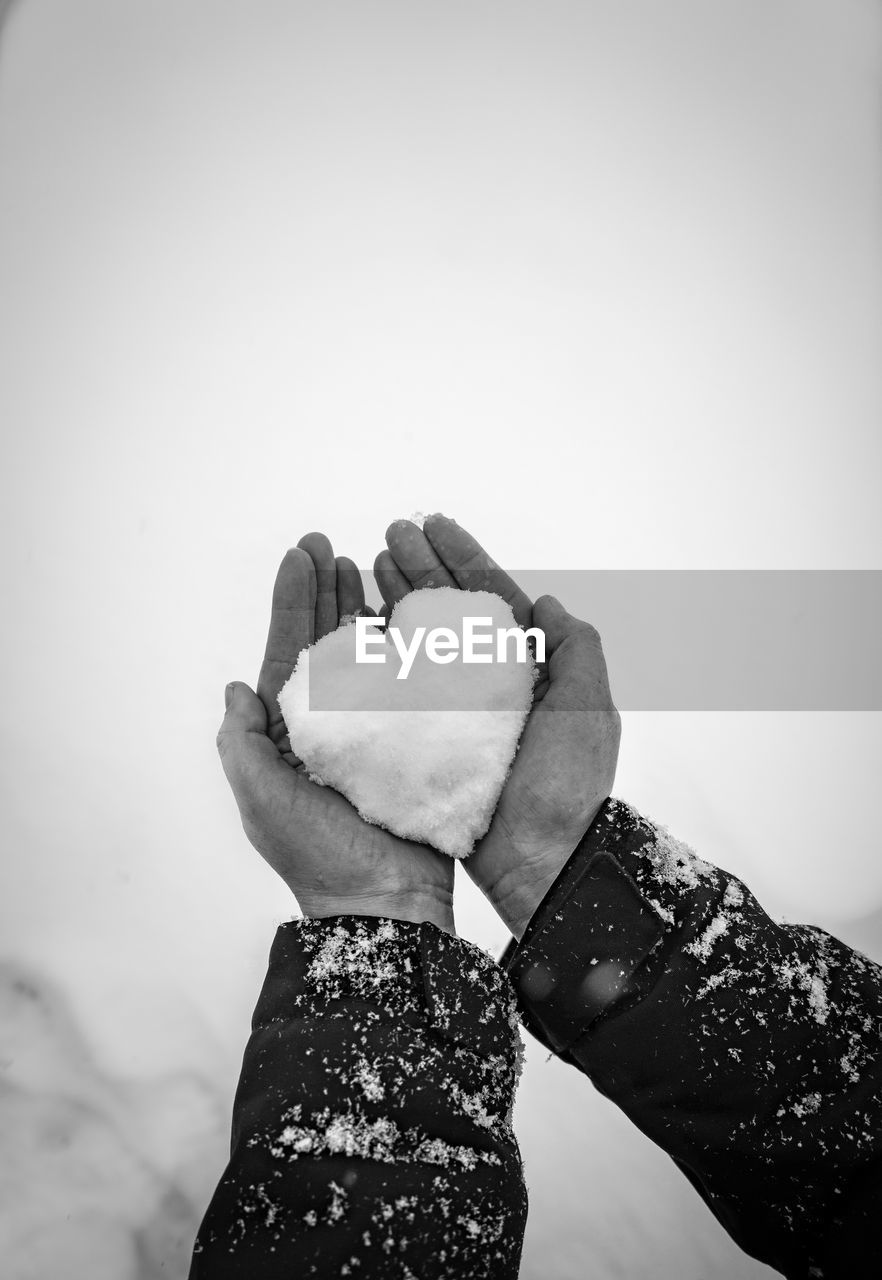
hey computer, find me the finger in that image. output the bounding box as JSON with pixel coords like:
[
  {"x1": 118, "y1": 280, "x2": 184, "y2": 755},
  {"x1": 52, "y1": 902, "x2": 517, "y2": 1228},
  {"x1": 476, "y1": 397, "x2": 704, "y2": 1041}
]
[
  {"x1": 297, "y1": 532, "x2": 338, "y2": 639},
  {"x1": 532, "y1": 595, "x2": 614, "y2": 709},
  {"x1": 373, "y1": 549, "x2": 412, "y2": 613},
  {"x1": 384, "y1": 519, "x2": 458, "y2": 591},
  {"x1": 531, "y1": 594, "x2": 583, "y2": 650},
  {"x1": 335, "y1": 555, "x2": 366, "y2": 620},
  {"x1": 257, "y1": 547, "x2": 315, "y2": 735},
  {"x1": 421, "y1": 514, "x2": 533, "y2": 627}
]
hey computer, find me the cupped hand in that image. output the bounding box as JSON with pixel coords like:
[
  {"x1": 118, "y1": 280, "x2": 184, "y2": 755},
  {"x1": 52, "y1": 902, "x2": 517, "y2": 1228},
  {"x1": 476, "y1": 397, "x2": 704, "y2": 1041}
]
[
  {"x1": 217, "y1": 533, "x2": 455, "y2": 933},
  {"x1": 374, "y1": 516, "x2": 621, "y2": 939}
]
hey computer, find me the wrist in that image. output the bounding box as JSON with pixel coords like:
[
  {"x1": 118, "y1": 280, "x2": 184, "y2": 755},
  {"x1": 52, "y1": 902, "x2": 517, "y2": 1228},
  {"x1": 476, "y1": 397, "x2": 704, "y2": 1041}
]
[
  {"x1": 484, "y1": 859, "x2": 569, "y2": 941},
  {"x1": 477, "y1": 801, "x2": 605, "y2": 940},
  {"x1": 296, "y1": 887, "x2": 456, "y2": 936}
]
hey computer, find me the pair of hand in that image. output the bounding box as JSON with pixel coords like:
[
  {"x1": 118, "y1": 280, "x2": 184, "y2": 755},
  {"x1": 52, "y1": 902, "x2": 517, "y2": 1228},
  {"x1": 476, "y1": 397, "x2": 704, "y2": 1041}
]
[{"x1": 216, "y1": 516, "x2": 620, "y2": 939}]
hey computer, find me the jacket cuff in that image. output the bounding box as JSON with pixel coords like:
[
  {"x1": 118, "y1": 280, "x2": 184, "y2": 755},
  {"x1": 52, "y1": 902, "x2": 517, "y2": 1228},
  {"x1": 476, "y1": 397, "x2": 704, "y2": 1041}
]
[
  {"x1": 235, "y1": 915, "x2": 525, "y2": 1160},
  {"x1": 253, "y1": 915, "x2": 522, "y2": 1068},
  {"x1": 502, "y1": 797, "x2": 722, "y2": 1054}
]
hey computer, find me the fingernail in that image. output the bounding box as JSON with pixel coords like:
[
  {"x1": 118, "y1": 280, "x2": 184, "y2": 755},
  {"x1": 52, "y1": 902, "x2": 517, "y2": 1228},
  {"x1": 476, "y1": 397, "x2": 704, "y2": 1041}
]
[{"x1": 225, "y1": 683, "x2": 235, "y2": 708}]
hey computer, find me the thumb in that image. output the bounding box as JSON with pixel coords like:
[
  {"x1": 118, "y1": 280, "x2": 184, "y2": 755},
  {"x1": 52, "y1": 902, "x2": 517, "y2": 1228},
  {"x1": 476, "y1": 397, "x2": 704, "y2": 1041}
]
[
  {"x1": 216, "y1": 681, "x2": 280, "y2": 793},
  {"x1": 532, "y1": 596, "x2": 612, "y2": 703},
  {"x1": 532, "y1": 594, "x2": 594, "y2": 651}
]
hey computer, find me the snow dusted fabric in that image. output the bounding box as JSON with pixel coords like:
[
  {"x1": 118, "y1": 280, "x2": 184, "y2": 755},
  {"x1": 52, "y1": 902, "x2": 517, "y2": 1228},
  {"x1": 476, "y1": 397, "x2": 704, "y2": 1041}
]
[
  {"x1": 504, "y1": 799, "x2": 882, "y2": 1279},
  {"x1": 189, "y1": 917, "x2": 527, "y2": 1278}
]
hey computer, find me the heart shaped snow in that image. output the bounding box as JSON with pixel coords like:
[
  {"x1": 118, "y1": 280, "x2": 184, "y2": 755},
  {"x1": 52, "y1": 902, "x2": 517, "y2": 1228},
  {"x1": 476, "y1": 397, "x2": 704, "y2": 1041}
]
[{"x1": 278, "y1": 588, "x2": 536, "y2": 858}]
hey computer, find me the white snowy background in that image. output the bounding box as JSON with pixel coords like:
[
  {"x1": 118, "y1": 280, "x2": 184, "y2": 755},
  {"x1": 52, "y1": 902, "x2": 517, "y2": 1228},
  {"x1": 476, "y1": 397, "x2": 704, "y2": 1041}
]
[{"x1": 1, "y1": 1, "x2": 880, "y2": 1277}]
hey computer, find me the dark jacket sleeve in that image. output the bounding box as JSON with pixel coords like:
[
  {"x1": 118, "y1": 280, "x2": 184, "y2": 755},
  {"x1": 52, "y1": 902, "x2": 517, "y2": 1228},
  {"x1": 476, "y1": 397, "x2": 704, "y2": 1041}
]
[
  {"x1": 503, "y1": 798, "x2": 882, "y2": 1280},
  {"x1": 188, "y1": 915, "x2": 526, "y2": 1279}
]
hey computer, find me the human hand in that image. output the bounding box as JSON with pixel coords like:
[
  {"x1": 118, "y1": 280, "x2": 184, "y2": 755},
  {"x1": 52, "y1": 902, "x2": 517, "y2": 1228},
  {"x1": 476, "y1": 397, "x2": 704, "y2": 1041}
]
[
  {"x1": 374, "y1": 516, "x2": 621, "y2": 939},
  {"x1": 216, "y1": 533, "x2": 456, "y2": 933}
]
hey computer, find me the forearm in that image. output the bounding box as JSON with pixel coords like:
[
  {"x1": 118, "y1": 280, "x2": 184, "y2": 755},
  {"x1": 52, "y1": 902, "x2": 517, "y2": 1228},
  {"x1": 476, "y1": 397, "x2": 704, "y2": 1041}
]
[
  {"x1": 190, "y1": 916, "x2": 526, "y2": 1279},
  {"x1": 504, "y1": 799, "x2": 882, "y2": 1278}
]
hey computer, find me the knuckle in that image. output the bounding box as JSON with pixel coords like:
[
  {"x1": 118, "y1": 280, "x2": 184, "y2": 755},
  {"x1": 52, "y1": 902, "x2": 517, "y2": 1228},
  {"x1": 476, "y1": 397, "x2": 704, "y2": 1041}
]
[
  {"x1": 216, "y1": 726, "x2": 233, "y2": 760},
  {"x1": 216, "y1": 729, "x2": 246, "y2": 784},
  {"x1": 410, "y1": 565, "x2": 444, "y2": 589},
  {"x1": 577, "y1": 620, "x2": 601, "y2": 644},
  {"x1": 570, "y1": 619, "x2": 602, "y2": 651}
]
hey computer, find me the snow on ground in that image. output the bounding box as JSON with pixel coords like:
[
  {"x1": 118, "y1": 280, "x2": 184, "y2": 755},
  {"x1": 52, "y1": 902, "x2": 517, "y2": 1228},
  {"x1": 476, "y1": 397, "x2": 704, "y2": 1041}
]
[{"x1": 0, "y1": 962, "x2": 227, "y2": 1280}]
